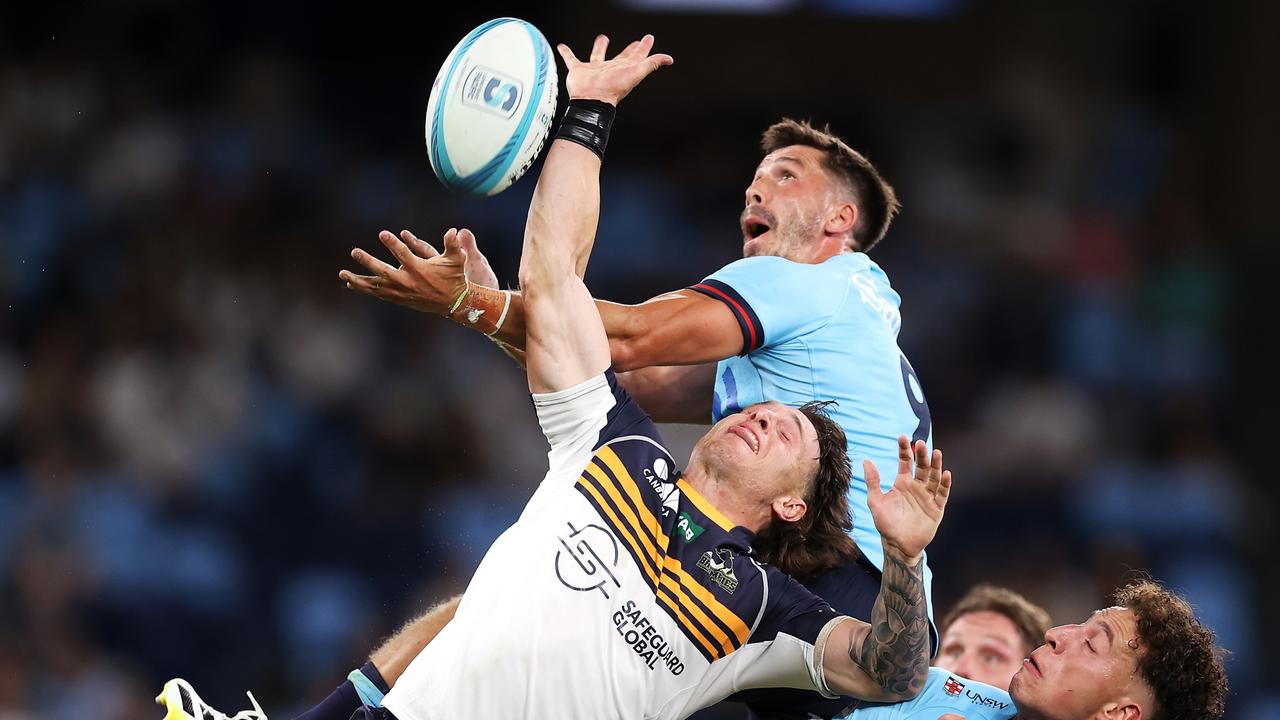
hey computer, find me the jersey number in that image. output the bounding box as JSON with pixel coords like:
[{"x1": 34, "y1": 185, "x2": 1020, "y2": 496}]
[{"x1": 899, "y1": 355, "x2": 931, "y2": 444}]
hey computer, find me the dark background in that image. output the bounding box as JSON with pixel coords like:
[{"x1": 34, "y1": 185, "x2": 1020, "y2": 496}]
[{"x1": 1, "y1": 1, "x2": 1275, "y2": 718}]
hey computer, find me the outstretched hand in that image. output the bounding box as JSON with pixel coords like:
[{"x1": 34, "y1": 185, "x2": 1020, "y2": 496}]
[
  {"x1": 339, "y1": 228, "x2": 499, "y2": 315},
  {"x1": 557, "y1": 33, "x2": 673, "y2": 105},
  {"x1": 864, "y1": 436, "x2": 951, "y2": 560}
]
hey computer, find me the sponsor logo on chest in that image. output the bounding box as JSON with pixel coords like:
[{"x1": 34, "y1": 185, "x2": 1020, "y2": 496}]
[
  {"x1": 554, "y1": 521, "x2": 621, "y2": 598},
  {"x1": 675, "y1": 512, "x2": 705, "y2": 543},
  {"x1": 966, "y1": 689, "x2": 1010, "y2": 710},
  {"x1": 612, "y1": 599, "x2": 685, "y2": 675}
]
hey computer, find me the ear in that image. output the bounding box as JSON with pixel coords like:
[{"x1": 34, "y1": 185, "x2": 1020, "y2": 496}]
[
  {"x1": 1096, "y1": 698, "x2": 1143, "y2": 720},
  {"x1": 771, "y1": 495, "x2": 807, "y2": 524},
  {"x1": 824, "y1": 201, "x2": 858, "y2": 239}
]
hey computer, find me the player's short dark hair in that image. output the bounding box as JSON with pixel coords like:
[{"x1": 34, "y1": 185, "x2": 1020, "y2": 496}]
[
  {"x1": 761, "y1": 118, "x2": 900, "y2": 252},
  {"x1": 752, "y1": 401, "x2": 859, "y2": 580},
  {"x1": 1115, "y1": 580, "x2": 1228, "y2": 720},
  {"x1": 939, "y1": 584, "x2": 1053, "y2": 656}
]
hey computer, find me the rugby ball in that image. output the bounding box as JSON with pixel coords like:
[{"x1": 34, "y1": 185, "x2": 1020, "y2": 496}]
[{"x1": 425, "y1": 18, "x2": 559, "y2": 195}]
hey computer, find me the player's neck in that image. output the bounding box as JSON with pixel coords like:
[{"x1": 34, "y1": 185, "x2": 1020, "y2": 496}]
[
  {"x1": 781, "y1": 235, "x2": 853, "y2": 264},
  {"x1": 680, "y1": 464, "x2": 773, "y2": 533}
]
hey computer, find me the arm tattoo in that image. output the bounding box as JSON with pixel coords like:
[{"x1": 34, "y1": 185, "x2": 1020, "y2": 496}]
[{"x1": 848, "y1": 549, "x2": 929, "y2": 699}]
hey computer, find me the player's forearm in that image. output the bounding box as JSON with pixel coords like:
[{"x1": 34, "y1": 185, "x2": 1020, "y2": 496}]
[
  {"x1": 849, "y1": 544, "x2": 930, "y2": 701},
  {"x1": 517, "y1": 139, "x2": 601, "y2": 295},
  {"x1": 487, "y1": 293, "x2": 648, "y2": 366},
  {"x1": 371, "y1": 594, "x2": 463, "y2": 686}
]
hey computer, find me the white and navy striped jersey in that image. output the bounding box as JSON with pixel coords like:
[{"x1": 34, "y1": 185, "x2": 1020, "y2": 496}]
[{"x1": 382, "y1": 370, "x2": 854, "y2": 720}]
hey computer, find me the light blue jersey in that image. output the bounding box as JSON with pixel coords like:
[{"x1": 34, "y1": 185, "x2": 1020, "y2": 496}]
[
  {"x1": 690, "y1": 253, "x2": 935, "y2": 621},
  {"x1": 845, "y1": 668, "x2": 1017, "y2": 720}
]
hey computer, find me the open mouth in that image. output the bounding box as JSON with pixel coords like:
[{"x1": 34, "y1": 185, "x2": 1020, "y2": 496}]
[
  {"x1": 741, "y1": 208, "x2": 774, "y2": 241},
  {"x1": 1025, "y1": 656, "x2": 1043, "y2": 678},
  {"x1": 745, "y1": 221, "x2": 771, "y2": 239},
  {"x1": 730, "y1": 424, "x2": 760, "y2": 454}
]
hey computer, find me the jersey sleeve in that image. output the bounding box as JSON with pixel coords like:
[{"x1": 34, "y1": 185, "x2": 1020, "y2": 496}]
[
  {"x1": 728, "y1": 563, "x2": 849, "y2": 698},
  {"x1": 689, "y1": 256, "x2": 849, "y2": 354},
  {"x1": 530, "y1": 369, "x2": 665, "y2": 491}
]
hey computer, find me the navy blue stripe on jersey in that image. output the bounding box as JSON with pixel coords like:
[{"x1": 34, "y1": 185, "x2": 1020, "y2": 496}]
[
  {"x1": 689, "y1": 279, "x2": 766, "y2": 354},
  {"x1": 578, "y1": 456, "x2": 663, "y2": 580},
  {"x1": 573, "y1": 445, "x2": 756, "y2": 663},
  {"x1": 585, "y1": 460, "x2": 752, "y2": 657},
  {"x1": 574, "y1": 466, "x2": 725, "y2": 662},
  {"x1": 594, "y1": 369, "x2": 660, "y2": 451}
]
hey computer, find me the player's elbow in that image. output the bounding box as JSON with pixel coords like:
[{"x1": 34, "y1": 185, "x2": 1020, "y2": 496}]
[
  {"x1": 606, "y1": 312, "x2": 662, "y2": 371},
  {"x1": 517, "y1": 256, "x2": 569, "y2": 299},
  {"x1": 609, "y1": 337, "x2": 642, "y2": 372}
]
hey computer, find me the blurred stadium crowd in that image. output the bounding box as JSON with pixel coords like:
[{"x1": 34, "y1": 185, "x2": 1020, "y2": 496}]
[{"x1": 0, "y1": 2, "x2": 1274, "y2": 719}]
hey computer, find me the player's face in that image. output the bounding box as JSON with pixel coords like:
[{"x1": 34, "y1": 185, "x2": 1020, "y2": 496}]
[
  {"x1": 697, "y1": 402, "x2": 820, "y2": 503},
  {"x1": 935, "y1": 611, "x2": 1028, "y2": 691},
  {"x1": 1009, "y1": 608, "x2": 1148, "y2": 720},
  {"x1": 741, "y1": 145, "x2": 839, "y2": 261}
]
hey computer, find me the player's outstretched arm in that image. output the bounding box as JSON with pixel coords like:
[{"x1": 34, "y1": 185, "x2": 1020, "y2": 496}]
[
  {"x1": 821, "y1": 437, "x2": 951, "y2": 702},
  {"x1": 520, "y1": 33, "x2": 672, "y2": 393},
  {"x1": 343, "y1": 240, "x2": 745, "y2": 373}
]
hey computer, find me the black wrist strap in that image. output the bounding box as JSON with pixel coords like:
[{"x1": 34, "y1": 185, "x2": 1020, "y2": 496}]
[{"x1": 555, "y1": 99, "x2": 616, "y2": 159}]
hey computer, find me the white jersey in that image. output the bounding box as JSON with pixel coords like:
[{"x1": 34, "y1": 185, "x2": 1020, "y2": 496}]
[{"x1": 383, "y1": 370, "x2": 852, "y2": 720}]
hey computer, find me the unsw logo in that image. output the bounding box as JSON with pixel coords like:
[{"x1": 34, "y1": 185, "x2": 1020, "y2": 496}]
[
  {"x1": 943, "y1": 676, "x2": 965, "y2": 696},
  {"x1": 696, "y1": 548, "x2": 738, "y2": 593},
  {"x1": 966, "y1": 689, "x2": 1011, "y2": 711}
]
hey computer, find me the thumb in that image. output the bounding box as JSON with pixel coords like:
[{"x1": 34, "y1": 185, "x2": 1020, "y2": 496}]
[
  {"x1": 456, "y1": 228, "x2": 484, "y2": 262},
  {"x1": 646, "y1": 53, "x2": 675, "y2": 72},
  {"x1": 862, "y1": 460, "x2": 882, "y2": 502},
  {"x1": 442, "y1": 227, "x2": 469, "y2": 263}
]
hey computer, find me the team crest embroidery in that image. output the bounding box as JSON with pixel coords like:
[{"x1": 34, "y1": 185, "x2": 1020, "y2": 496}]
[
  {"x1": 696, "y1": 548, "x2": 739, "y2": 593},
  {"x1": 944, "y1": 676, "x2": 965, "y2": 696}
]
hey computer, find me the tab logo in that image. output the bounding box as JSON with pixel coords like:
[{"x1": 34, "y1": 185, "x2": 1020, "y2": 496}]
[
  {"x1": 675, "y1": 512, "x2": 704, "y2": 543},
  {"x1": 461, "y1": 65, "x2": 524, "y2": 119},
  {"x1": 696, "y1": 548, "x2": 739, "y2": 593}
]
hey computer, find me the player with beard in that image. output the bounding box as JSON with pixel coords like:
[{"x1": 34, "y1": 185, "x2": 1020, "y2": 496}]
[
  {"x1": 342, "y1": 66, "x2": 936, "y2": 720},
  {"x1": 156, "y1": 33, "x2": 950, "y2": 720}
]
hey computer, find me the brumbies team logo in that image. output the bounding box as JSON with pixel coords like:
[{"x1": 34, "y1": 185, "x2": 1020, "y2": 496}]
[
  {"x1": 555, "y1": 522, "x2": 621, "y2": 598},
  {"x1": 944, "y1": 676, "x2": 965, "y2": 696},
  {"x1": 696, "y1": 548, "x2": 738, "y2": 593}
]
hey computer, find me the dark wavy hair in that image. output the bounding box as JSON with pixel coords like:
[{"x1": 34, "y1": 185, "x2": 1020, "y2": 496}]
[
  {"x1": 940, "y1": 584, "x2": 1053, "y2": 656},
  {"x1": 761, "y1": 119, "x2": 900, "y2": 252},
  {"x1": 752, "y1": 401, "x2": 859, "y2": 580},
  {"x1": 1116, "y1": 580, "x2": 1228, "y2": 720}
]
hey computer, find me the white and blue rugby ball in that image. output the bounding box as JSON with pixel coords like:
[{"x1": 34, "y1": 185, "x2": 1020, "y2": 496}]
[{"x1": 425, "y1": 18, "x2": 558, "y2": 196}]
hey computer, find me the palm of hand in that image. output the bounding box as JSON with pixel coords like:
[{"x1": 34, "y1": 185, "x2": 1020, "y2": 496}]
[
  {"x1": 865, "y1": 437, "x2": 951, "y2": 559},
  {"x1": 557, "y1": 34, "x2": 674, "y2": 105}
]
